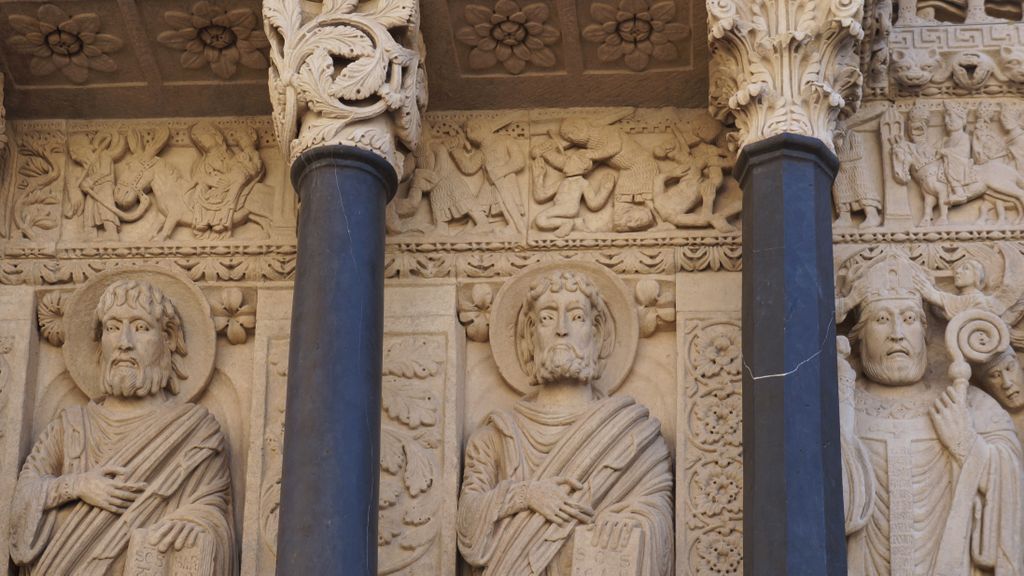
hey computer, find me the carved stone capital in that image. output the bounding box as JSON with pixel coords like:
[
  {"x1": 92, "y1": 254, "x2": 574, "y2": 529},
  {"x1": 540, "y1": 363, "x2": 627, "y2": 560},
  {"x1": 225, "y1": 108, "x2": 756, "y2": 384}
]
[
  {"x1": 263, "y1": 0, "x2": 426, "y2": 176},
  {"x1": 707, "y1": 0, "x2": 865, "y2": 152}
]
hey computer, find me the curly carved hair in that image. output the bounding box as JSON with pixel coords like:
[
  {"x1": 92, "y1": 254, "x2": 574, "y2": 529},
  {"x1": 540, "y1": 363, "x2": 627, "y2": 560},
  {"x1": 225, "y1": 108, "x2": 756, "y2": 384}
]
[
  {"x1": 515, "y1": 271, "x2": 615, "y2": 385},
  {"x1": 95, "y1": 279, "x2": 188, "y2": 393}
]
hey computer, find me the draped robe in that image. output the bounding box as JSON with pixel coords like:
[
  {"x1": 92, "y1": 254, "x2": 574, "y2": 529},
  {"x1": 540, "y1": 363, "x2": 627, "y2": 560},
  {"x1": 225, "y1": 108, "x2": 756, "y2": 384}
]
[
  {"x1": 843, "y1": 381, "x2": 1023, "y2": 575},
  {"x1": 10, "y1": 401, "x2": 235, "y2": 575},
  {"x1": 457, "y1": 395, "x2": 673, "y2": 576}
]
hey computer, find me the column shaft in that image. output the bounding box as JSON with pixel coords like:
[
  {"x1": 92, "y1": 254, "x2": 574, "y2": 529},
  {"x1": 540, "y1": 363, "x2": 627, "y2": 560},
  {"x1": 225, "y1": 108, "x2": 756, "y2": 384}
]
[
  {"x1": 276, "y1": 146, "x2": 397, "y2": 575},
  {"x1": 737, "y1": 134, "x2": 847, "y2": 575}
]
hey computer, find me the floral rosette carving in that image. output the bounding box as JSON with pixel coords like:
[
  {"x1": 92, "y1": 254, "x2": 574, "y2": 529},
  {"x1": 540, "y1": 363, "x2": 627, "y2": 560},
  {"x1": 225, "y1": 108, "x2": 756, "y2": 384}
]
[
  {"x1": 262, "y1": 0, "x2": 426, "y2": 175},
  {"x1": 707, "y1": 0, "x2": 864, "y2": 151},
  {"x1": 684, "y1": 318, "x2": 743, "y2": 573}
]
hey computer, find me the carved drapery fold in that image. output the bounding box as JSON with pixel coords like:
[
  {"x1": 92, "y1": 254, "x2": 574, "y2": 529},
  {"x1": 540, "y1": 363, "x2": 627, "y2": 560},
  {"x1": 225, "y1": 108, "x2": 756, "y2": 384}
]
[
  {"x1": 706, "y1": 0, "x2": 865, "y2": 151},
  {"x1": 262, "y1": 0, "x2": 426, "y2": 175}
]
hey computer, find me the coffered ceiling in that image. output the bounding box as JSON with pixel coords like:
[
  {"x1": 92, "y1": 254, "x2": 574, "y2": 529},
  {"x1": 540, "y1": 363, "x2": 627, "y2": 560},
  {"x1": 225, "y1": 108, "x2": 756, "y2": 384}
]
[{"x1": 0, "y1": 0, "x2": 708, "y2": 119}]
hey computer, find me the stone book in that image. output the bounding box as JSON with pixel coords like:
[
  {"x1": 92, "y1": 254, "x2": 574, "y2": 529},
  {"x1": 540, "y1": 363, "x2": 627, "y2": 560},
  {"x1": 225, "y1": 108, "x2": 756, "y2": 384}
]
[
  {"x1": 124, "y1": 528, "x2": 215, "y2": 576},
  {"x1": 571, "y1": 522, "x2": 644, "y2": 576}
]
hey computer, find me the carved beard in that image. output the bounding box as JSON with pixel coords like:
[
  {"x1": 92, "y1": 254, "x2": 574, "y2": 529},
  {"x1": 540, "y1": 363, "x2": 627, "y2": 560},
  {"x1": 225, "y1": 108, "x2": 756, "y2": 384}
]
[
  {"x1": 534, "y1": 343, "x2": 597, "y2": 385},
  {"x1": 862, "y1": 349, "x2": 927, "y2": 386},
  {"x1": 101, "y1": 352, "x2": 173, "y2": 398}
]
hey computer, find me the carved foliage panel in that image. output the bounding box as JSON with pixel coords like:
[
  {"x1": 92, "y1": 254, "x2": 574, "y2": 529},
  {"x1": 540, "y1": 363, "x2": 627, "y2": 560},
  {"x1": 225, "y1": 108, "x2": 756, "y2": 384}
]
[{"x1": 248, "y1": 285, "x2": 462, "y2": 576}]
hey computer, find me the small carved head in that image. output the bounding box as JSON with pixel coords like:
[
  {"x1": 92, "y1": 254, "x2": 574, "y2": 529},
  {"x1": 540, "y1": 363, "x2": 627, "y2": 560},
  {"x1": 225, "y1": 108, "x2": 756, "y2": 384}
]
[
  {"x1": 516, "y1": 271, "x2": 613, "y2": 387},
  {"x1": 908, "y1": 105, "x2": 931, "y2": 141},
  {"x1": 848, "y1": 255, "x2": 930, "y2": 387},
  {"x1": 952, "y1": 258, "x2": 986, "y2": 291},
  {"x1": 559, "y1": 118, "x2": 592, "y2": 146},
  {"x1": 999, "y1": 46, "x2": 1024, "y2": 83},
  {"x1": 68, "y1": 132, "x2": 95, "y2": 164},
  {"x1": 190, "y1": 121, "x2": 227, "y2": 153},
  {"x1": 978, "y1": 347, "x2": 1024, "y2": 410},
  {"x1": 891, "y1": 48, "x2": 939, "y2": 88},
  {"x1": 1000, "y1": 105, "x2": 1023, "y2": 131},
  {"x1": 227, "y1": 125, "x2": 259, "y2": 150},
  {"x1": 95, "y1": 280, "x2": 188, "y2": 398},
  {"x1": 944, "y1": 101, "x2": 968, "y2": 133}
]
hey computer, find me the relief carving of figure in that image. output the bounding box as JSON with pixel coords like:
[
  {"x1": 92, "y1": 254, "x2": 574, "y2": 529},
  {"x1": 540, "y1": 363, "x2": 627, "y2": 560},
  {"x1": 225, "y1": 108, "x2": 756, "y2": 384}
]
[
  {"x1": 891, "y1": 103, "x2": 1024, "y2": 226},
  {"x1": 457, "y1": 264, "x2": 673, "y2": 575},
  {"x1": 535, "y1": 113, "x2": 660, "y2": 233},
  {"x1": 187, "y1": 122, "x2": 270, "y2": 239},
  {"x1": 651, "y1": 115, "x2": 741, "y2": 233},
  {"x1": 838, "y1": 253, "x2": 1023, "y2": 574},
  {"x1": 833, "y1": 126, "x2": 882, "y2": 229},
  {"x1": 10, "y1": 271, "x2": 235, "y2": 574},
  {"x1": 531, "y1": 134, "x2": 616, "y2": 237},
  {"x1": 460, "y1": 119, "x2": 527, "y2": 234},
  {"x1": 66, "y1": 130, "x2": 128, "y2": 241},
  {"x1": 393, "y1": 127, "x2": 497, "y2": 235}
]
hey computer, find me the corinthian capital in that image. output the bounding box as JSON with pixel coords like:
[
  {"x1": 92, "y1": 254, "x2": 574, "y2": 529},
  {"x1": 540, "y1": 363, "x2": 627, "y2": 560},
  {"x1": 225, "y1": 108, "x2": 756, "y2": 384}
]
[
  {"x1": 263, "y1": 0, "x2": 426, "y2": 175},
  {"x1": 707, "y1": 0, "x2": 864, "y2": 152}
]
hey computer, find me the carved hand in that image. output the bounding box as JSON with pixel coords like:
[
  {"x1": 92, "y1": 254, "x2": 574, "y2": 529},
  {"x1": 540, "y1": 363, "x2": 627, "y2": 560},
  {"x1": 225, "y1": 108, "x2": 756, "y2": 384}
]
[
  {"x1": 74, "y1": 465, "x2": 147, "y2": 514},
  {"x1": 526, "y1": 477, "x2": 594, "y2": 525},
  {"x1": 930, "y1": 382, "x2": 978, "y2": 465},
  {"x1": 592, "y1": 510, "x2": 639, "y2": 552},
  {"x1": 148, "y1": 518, "x2": 207, "y2": 553}
]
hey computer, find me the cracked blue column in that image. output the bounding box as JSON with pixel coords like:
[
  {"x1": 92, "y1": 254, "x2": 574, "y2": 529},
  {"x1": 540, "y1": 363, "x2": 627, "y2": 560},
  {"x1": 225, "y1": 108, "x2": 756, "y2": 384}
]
[
  {"x1": 262, "y1": 1, "x2": 425, "y2": 573},
  {"x1": 706, "y1": 0, "x2": 864, "y2": 571}
]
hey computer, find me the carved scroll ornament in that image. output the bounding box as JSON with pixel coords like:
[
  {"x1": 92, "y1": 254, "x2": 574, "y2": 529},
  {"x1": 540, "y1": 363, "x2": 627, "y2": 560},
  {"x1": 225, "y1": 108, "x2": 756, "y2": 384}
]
[
  {"x1": 262, "y1": 0, "x2": 426, "y2": 175},
  {"x1": 707, "y1": 0, "x2": 865, "y2": 151}
]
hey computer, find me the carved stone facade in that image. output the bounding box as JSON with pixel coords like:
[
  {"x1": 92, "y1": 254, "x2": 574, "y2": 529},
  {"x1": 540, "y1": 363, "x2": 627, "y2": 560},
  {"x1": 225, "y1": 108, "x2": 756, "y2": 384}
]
[{"x1": 1, "y1": 0, "x2": 1024, "y2": 574}]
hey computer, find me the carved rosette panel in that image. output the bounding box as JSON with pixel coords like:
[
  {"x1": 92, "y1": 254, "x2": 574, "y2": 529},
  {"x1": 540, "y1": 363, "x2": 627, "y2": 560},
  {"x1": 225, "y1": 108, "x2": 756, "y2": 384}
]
[
  {"x1": 681, "y1": 318, "x2": 743, "y2": 575},
  {"x1": 262, "y1": 0, "x2": 426, "y2": 174},
  {"x1": 707, "y1": 0, "x2": 865, "y2": 150}
]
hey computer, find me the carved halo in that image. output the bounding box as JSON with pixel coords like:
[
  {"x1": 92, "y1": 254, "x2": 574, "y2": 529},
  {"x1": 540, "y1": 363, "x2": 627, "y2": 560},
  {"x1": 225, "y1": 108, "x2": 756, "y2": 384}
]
[
  {"x1": 62, "y1": 265, "x2": 216, "y2": 402},
  {"x1": 489, "y1": 261, "x2": 639, "y2": 396}
]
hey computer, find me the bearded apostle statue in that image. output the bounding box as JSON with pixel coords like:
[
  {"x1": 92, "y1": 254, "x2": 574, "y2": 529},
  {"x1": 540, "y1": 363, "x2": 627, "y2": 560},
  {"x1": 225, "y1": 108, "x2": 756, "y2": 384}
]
[
  {"x1": 9, "y1": 269, "x2": 235, "y2": 575},
  {"x1": 837, "y1": 252, "x2": 1024, "y2": 575},
  {"x1": 457, "y1": 263, "x2": 673, "y2": 575}
]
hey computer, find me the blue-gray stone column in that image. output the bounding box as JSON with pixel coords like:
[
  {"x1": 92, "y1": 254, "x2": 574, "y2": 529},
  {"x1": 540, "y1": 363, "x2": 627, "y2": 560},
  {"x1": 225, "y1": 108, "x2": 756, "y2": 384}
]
[
  {"x1": 735, "y1": 133, "x2": 847, "y2": 575},
  {"x1": 276, "y1": 145, "x2": 397, "y2": 575}
]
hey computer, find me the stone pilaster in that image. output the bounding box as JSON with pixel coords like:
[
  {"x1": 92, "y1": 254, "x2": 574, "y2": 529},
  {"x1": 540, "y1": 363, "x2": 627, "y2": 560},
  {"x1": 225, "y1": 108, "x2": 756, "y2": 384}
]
[{"x1": 262, "y1": 1, "x2": 425, "y2": 573}]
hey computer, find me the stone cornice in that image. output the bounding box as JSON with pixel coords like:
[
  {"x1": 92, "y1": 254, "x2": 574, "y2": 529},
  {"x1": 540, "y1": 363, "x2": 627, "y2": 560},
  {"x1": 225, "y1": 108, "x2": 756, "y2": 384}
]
[
  {"x1": 706, "y1": 0, "x2": 865, "y2": 151},
  {"x1": 262, "y1": 0, "x2": 426, "y2": 176}
]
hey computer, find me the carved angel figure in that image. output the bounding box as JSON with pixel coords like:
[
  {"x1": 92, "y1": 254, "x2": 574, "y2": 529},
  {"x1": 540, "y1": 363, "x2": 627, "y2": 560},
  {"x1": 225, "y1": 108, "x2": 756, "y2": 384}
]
[
  {"x1": 10, "y1": 279, "x2": 235, "y2": 575},
  {"x1": 457, "y1": 269, "x2": 673, "y2": 575},
  {"x1": 838, "y1": 253, "x2": 1023, "y2": 574}
]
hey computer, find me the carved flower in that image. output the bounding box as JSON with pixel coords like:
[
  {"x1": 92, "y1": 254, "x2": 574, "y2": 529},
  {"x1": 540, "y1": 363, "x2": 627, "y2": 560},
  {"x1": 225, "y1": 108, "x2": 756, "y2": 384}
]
[
  {"x1": 582, "y1": 0, "x2": 690, "y2": 71},
  {"x1": 695, "y1": 528, "x2": 742, "y2": 575},
  {"x1": 456, "y1": 0, "x2": 560, "y2": 75},
  {"x1": 694, "y1": 464, "x2": 742, "y2": 517},
  {"x1": 211, "y1": 288, "x2": 255, "y2": 345},
  {"x1": 692, "y1": 327, "x2": 741, "y2": 378},
  {"x1": 458, "y1": 284, "x2": 494, "y2": 342},
  {"x1": 693, "y1": 394, "x2": 741, "y2": 446},
  {"x1": 6, "y1": 4, "x2": 123, "y2": 84},
  {"x1": 157, "y1": 1, "x2": 269, "y2": 79},
  {"x1": 37, "y1": 291, "x2": 68, "y2": 347}
]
